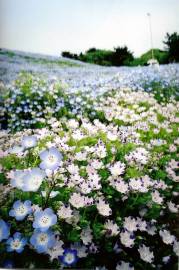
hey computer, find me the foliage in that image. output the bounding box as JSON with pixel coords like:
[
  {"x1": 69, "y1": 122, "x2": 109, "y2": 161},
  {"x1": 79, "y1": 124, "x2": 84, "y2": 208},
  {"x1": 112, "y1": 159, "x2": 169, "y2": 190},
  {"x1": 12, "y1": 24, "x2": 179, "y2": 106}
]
[
  {"x1": 164, "y1": 32, "x2": 179, "y2": 62},
  {"x1": 62, "y1": 46, "x2": 134, "y2": 66}
]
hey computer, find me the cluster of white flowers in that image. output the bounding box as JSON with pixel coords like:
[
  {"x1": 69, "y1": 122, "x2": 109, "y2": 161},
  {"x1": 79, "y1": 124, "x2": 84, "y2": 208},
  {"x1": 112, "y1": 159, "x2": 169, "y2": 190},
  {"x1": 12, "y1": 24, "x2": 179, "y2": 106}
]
[{"x1": 166, "y1": 159, "x2": 179, "y2": 182}]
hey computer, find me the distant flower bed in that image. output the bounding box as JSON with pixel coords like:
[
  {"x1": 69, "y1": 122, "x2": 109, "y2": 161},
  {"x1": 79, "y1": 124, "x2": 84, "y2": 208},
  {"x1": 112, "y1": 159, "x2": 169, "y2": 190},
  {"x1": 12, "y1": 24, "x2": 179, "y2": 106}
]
[{"x1": 0, "y1": 74, "x2": 179, "y2": 269}]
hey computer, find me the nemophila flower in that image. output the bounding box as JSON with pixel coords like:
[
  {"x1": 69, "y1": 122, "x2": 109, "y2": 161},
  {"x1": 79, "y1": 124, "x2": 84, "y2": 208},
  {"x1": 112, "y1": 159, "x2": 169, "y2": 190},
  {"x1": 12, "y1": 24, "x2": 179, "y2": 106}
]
[
  {"x1": 104, "y1": 220, "x2": 119, "y2": 237},
  {"x1": 162, "y1": 255, "x2": 171, "y2": 264},
  {"x1": 95, "y1": 141, "x2": 107, "y2": 158},
  {"x1": 96, "y1": 199, "x2": 112, "y2": 216},
  {"x1": 67, "y1": 164, "x2": 79, "y2": 175},
  {"x1": 123, "y1": 217, "x2": 138, "y2": 232},
  {"x1": 6, "y1": 232, "x2": 27, "y2": 253},
  {"x1": 109, "y1": 177, "x2": 129, "y2": 194},
  {"x1": 22, "y1": 168, "x2": 45, "y2": 192},
  {"x1": 59, "y1": 249, "x2": 78, "y2": 267},
  {"x1": 9, "y1": 200, "x2": 32, "y2": 221},
  {"x1": 0, "y1": 219, "x2": 10, "y2": 242},
  {"x1": 69, "y1": 192, "x2": 86, "y2": 209},
  {"x1": 30, "y1": 229, "x2": 56, "y2": 254},
  {"x1": 40, "y1": 147, "x2": 63, "y2": 171},
  {"x1": 120, "y1": 231, "x2": 135, "y2": 248},
  {"x1": 116, "y1": 261, "x2": 134, "y2": 270},
  {"x1": 125, "y1": 147, "x2": 149, "y2": 165},
  {"x1": 151, "y1": 190, "x2": 163, "y2": 204},
  {"x1": 33, "y1": 208, "x2": 57, "y2": 232},
  {"x1": 138, "y1": 244, "x2": 154, "y2": 263},
  {"x1": 173, "y1": 241, "x2": 179, "y2": 257},
  {"x1": 159, "y1": 229, "x2": 175, "y2": 245},
  {"x1": 21, "y1": 135, "x2": 37, "y2": 148},
  {"x1": 47, "y1": 239, "x2": 64, "y2": 261},
  {"x1": 136, "y1": 217, "x2": 147, "y2": 232},
  {"x1": 10, "y1": 170, "x2": 27, "y2": 190},
  {"x1": 109, "y1": 161, "x2": 125, "y2": 176},
  {"x1": 80, "y1": 227, "x2": 93, "y2": 245},
  {"x1": 70, "y1": 243, "x2": 88, "y2": 258},
  {"x1": 8, "y1": 145, "x2": 24, "y2": 155},
  {"x1": 57, "y1": 204, "x2": 73, "y2": 219},
  {"x1": 68, "y1": 119, "x2": 79, "y2": 129},
  {"x1": 167, "y1": 201, "x2": 178, "y2": 213}
]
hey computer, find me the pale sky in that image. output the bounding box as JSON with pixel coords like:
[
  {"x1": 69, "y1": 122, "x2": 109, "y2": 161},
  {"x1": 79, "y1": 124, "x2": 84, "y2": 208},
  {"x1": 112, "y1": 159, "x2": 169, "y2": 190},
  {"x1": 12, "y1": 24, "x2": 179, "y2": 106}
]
[{"x1": 0, "y1": 0, "x2": 179, "y2": 57}]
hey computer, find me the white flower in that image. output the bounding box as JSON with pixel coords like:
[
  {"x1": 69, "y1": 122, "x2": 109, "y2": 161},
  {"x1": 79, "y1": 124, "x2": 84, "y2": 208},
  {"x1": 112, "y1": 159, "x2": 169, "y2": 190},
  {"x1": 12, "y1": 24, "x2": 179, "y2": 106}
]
[
  {"x1": 95, "y1": 141, "x2": 107, "y2": 158},
  {"x1": 120, "y1": 231, "x2": 135, "y2": 248},
  {"x1": 129, "y1": 178, "x2": 142, "y2": 191},
  {"x1": 123, "y1": 217, "x2": 138, "y2": 232},
  {"x1": 47, "y1": 240, "x2": 64, "y2": 261},
  {"x1": 173, "y1": 241, "x2": 179, "y2": 256},
  {"x1": 116, "y1": 261, "x2": 134, "y2": 270},
  {"x1": 69, "y1": 193, "x2": 85, "y2": 209},
  {"x1": 88, "y1": 173, "x2": 101, "y2": 190},
  {"x1": 136, "y1": 218, "x2": 147, "y2": 231},
  {"x1": 75, "y1": 151, "x2": 87, "y2": 161},
  {"x1": 80, "y1": 182, "x2": 92, "y2": 194},
  {"x1": 66, "y1": 210, "x2": 80, "y2": 225},
  {"x1": 90, "y1": 159, "x2": 103, "y2": 170},
  {"x1": 167, "y1": 201, "x2": 178, "y2": 213},
  {"x1": 125, "y1": 147, "x2": 149, "y2": 165},
  {"x1": 159, "y1": 230, "x2": 175, "y2": 245},
  {"x1": 80, "y1": 227, "x2": 93, "y2": 245},
  {"x1": 104, "y1": 220, "x2": 119, "y2": 236},
  {"x1": 57, "y1": 204, "x2": 73, "y2": 219},
  {"x1": 147, "y1": 225, "x2": 157, "y2": 236},
  {"x1": 96, "y1": 199, "x2": 112, "y2": 216},
  {"x1": 67, "y1": 164, "x2": 79, "y2": 175},
  {"x1": 68, "y1": 119, "x2": 79, "y2": 129},
  {"x1": 109, "y1": 177, "x2": 129, "y2": 194},
  {"x1": 71, "y1": 243, "x2": 88, "y2": 258},
  {"x1": 107, "y1": 132, "x2": 117, "y2": 141},
  {"x1": 138, "y1": 244, "x2": 154, "y2": 263},
  {"x1": 151, "y1": 190, "x2": 163, "y2": 204},
  {"x1": 72, "y1": 130, "x2": 84, "y2": 140},
  {"x1": 109, "y1": 161, "x2": 125, "y2": 176}
]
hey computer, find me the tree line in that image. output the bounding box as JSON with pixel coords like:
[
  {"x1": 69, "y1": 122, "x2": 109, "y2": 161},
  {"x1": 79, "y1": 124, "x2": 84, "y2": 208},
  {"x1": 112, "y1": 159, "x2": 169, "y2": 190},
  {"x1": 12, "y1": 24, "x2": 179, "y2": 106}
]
[{"x1": 61, "y1": 32, "x2": 179, "y2": 66}]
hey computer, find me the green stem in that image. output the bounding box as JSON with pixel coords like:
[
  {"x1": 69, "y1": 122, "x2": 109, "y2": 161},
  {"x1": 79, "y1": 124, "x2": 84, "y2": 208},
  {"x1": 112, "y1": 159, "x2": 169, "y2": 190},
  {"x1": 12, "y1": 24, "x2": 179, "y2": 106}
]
[{"x1": 43, "y1": 175, "x2": 56, "y2": 209}]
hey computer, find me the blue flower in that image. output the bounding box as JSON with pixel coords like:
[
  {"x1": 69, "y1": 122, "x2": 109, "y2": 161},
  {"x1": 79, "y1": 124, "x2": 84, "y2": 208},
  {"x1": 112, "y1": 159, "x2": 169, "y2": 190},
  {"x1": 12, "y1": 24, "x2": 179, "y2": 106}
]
[
  {"x1": 9, "y1": 200, "x2": 32, "y2": 221},
  {"x1": 22, "y1": 135, "x2": 37, "y2": 149},
  {"x1": 8, "y1": 145, "x2": 24, "y2": 155},
  {"x1": 39, "y1": 147, "x2": 63, "y2": 171},
  {"x1": 10, "y1": 170, "x2": 26, "y2": 190},
  {"x1": 30, "y1": 229, "x2": 56, "y2": 253},
  {"x1": 59, "y1": 249, "x2": 78, "y2": 266},
  {"x1": 33, "y1": 208, "x2": 57, "y2": 232},
  {"x1": 22, "y1": 168, "x2": 45, "y2": 192},
  {"x1": 0, "y1": 219, "x2": 10, "y2": 242},
  {"x1": 6, "y1": 232, "x2": 27, "y2": 253}
]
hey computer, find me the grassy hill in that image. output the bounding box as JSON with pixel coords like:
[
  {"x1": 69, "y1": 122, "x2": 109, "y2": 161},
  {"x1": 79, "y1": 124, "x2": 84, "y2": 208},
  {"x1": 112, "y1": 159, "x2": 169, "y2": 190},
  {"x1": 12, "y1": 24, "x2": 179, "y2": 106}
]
[{"x1": 130, "y1": 49, "x2": 169, "y2": 66}]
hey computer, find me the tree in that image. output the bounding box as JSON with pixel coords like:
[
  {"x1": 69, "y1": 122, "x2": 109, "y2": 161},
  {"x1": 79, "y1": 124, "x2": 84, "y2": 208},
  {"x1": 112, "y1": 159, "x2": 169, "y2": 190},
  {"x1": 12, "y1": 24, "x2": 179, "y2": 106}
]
[
  {"x1": 163, "y1": 32, "x2": 179, "y2": 62},
  {"x1": 61, "y1": 51, "x2": 74, "y2": 58},
  {"x1": 111, "y1": 46, "x2": 134, "y2": 66}
]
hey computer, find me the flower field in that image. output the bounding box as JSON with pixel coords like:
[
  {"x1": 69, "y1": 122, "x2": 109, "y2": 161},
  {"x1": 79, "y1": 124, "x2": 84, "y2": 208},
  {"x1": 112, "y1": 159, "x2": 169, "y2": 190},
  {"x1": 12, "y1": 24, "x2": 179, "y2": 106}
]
[{"x1": 0, "y1": 53, "x2": 179, "y2": 269}]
